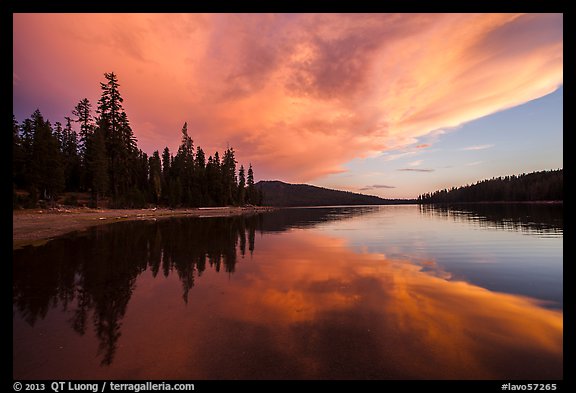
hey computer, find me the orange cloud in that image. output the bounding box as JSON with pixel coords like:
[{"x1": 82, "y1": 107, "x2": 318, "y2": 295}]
[
  {"x1": 219, "y1": 231, "x2": 562, "y2": 379},
  {"x1": 29, "y1": 228, "x2": 560, "y2": 379},
  {"x1": 111, "y1": 230, "x2": 561, "y2": 379},
  {"x1": 13, "y1": 13, "x2": 563, "y2": 181}
]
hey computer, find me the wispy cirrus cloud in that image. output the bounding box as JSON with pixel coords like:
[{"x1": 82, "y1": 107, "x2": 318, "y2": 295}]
[
  {"x1": 13, "y1": 13, "x2": 562, "y2": 182},
  {"x1": 381, "y1": 151, "x2": 419, "y2": 162},
  {"x1": 461, "y1": 144, "x2": 494, "y2": 151},
  {"x1": 397, "y1": 168, "x2": 435, "y2": 173},
  {"x1": 360, "y1": 184, "x2": 396, "y2": 191}
]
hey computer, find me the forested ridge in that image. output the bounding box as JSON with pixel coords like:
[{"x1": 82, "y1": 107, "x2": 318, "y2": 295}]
[
  {"x1": 13, "y1": 72, "x2": 262, "y2": 209},
  {"x1": 256, "y1": 180, "x2": 412, "y2": 206},
  {"x1": 418, "y1": 169, "x2": 563, "y2": 203}
]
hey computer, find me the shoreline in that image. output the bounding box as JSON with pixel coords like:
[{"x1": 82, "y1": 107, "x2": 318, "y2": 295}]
[
  {"x1": 13, "y1": 206, "x2": 275, "y2": 249},
  {"x1": 418, "y1": 200, "x2": 562, "y2": 205}
]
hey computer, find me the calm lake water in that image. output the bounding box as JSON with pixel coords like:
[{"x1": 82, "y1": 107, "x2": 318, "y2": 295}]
[{"x1": 13, "y1": 204, "x2": 563, "y2": 379}]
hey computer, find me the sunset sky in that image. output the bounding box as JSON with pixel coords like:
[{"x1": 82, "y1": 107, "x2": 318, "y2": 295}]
[{"x1": 13, "y1": 13, "x2": 563, "y2": 199}]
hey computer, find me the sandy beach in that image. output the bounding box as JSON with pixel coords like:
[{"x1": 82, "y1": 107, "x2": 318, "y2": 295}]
[{"x1": 13, "y1": 206, "x2": 274, "y2": 249}]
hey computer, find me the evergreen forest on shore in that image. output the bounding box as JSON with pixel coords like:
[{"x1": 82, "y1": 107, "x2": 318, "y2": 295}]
[
  {"x1": 418, "y1": 169, "x2": 563, "y2": 203},
  {"x1": 13, "y1": 73, "x2": 262, "y2": 209}
]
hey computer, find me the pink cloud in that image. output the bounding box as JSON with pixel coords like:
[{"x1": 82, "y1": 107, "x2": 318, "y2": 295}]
[
  {"x1": 397, "y1": 168, "x2": 435, "y2": 173},
  {"x1": 13, "y1": 13, "x2": 563, "y2": 182}
]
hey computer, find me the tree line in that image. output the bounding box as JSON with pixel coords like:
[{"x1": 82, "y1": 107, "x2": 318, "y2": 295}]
[
  {"x1": 418, "y1": 169, "x2": 563, "y2": 203},
  {"x1": 13, "y1": 72, "x2": 263, "y2": 208}
]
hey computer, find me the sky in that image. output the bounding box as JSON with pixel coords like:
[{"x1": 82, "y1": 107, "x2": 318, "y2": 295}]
[{"x1": 13, "y1": 13, "x2": 563, "y2": 199}]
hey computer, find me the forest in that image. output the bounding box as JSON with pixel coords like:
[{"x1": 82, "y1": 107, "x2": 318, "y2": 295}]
[
  {"x1": 13, "y1": 72, "x2": 262, "y2": 209},
  {"x1": 418, "y1": 169, "x2": 563, "y2": 203},
  {"x1": 256, "y1": 180, "x2": 412, "y2": 206}
]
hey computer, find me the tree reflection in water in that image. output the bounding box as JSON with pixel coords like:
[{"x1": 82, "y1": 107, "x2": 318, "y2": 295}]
[
  {"x1": 419, "y1": 203, "x2": 563, "y2": 234},
  {"x1": 13, "y1": 207, "x2": 378, "y2": 365}
]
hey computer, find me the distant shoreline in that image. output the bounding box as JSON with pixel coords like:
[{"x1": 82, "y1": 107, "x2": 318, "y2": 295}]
[
  {"x1": 13, "y1": 201, "x2": 562, "y2": 249},
  {"x1": 13, "y1": 206, "x2": 274, "y2": 249},
  {"x1": 419, "y1": 200, "x2": 563, "y2": 205}
]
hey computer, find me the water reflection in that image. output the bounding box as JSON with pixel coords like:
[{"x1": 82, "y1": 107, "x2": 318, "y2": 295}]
[
  {"x1": 259, "y1": 205, "x2": 381, "y2": 232},
  {"x1": 13, "y1": 207, "x2": 562, "y2": 379},
  {"x1": 223, "y1": 232, "x2": 561, "y2": 379},
  {"x1": 14, "y1": 216, "x2": 249, "y2": 366},
  {"x1": 420, "y1": 203, "x2": 563, "y2": 235},
  {"x1": 13, "y1": 208, "x2": 377, "y2": 368}
]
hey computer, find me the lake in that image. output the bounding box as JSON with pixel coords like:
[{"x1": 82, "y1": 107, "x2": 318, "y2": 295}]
[{"x1": 13, "y1": 204, "x2": 563, "y2": 379}]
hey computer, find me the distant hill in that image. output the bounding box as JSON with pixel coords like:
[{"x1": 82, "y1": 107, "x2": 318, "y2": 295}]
[
  {"x1": 256, "y1": 180, "x2": 412, "y2": 207},
  {"x1": 419, "y1": 169, "x2": 563, "y2": 203}
]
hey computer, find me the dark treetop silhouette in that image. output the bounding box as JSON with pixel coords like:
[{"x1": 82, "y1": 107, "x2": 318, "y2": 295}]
[{"x1": 13, "y1": 72, "x2": 263, "y2": 209}]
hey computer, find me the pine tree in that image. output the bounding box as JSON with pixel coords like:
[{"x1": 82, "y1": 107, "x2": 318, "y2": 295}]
[
  {"x1": 247, "y1": 164, "x2": 256, "y2": 205},
  {"x1": 161, "y1": 147, "x2": 172, "y2": 204},
  {"x1": 61, "y1": 117, "x2": 81, "y2": 191},
  {"x1": 29, "y1": 110, "x2": 65, "y2": 204},
  {"x1": 194, "y1": 146, "x2": 206, "y2": 205},
  {"x1": 149, "y1": 151, "x2": 162, "y2": 204},
  {"x1": 85, "y1": 128, "x2": 109, "y2": 207},
  {"x1": 195, "y1": 146, "x2": 206, "y2": 171},
  {"x1": 96, "y1": 72, "x2": 138, "y2": 204},
  {"x1": 177, "y1": 122, "x2": 194, "y2": 162},
  {"x1": 72, "y1": 98, "x2": 94, "y2": 192},
  {"x1": 237, "y1": 165, "x2": 246, "y2": 205},
  {"x1": 13, "y1": 115, "x2": 25, "y2": 190},
  {"x1": 162, "y1": 147, "x2": 171, "y2": 179},
  {"x1": 53, "y1": 121, "x2": 64, "y2": 150},
  {"x1": 128, "y1": 149, "x2": 148, "y2": 208},
  {"x1": 221, "y1": 147, "x2": 237, "y2": 205},
  {"x1": 18, "y1": 118, "x2": 34, "y2": 193},
  {"x1": 173, "y1": 122, "x2": 195, "y2": 205},
  {"x1": 72, "y1": 98, "x2": 94, "y2": 156},
  {"x1": 206, "y1": 152, "x2": 222, "y2": 206}
]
